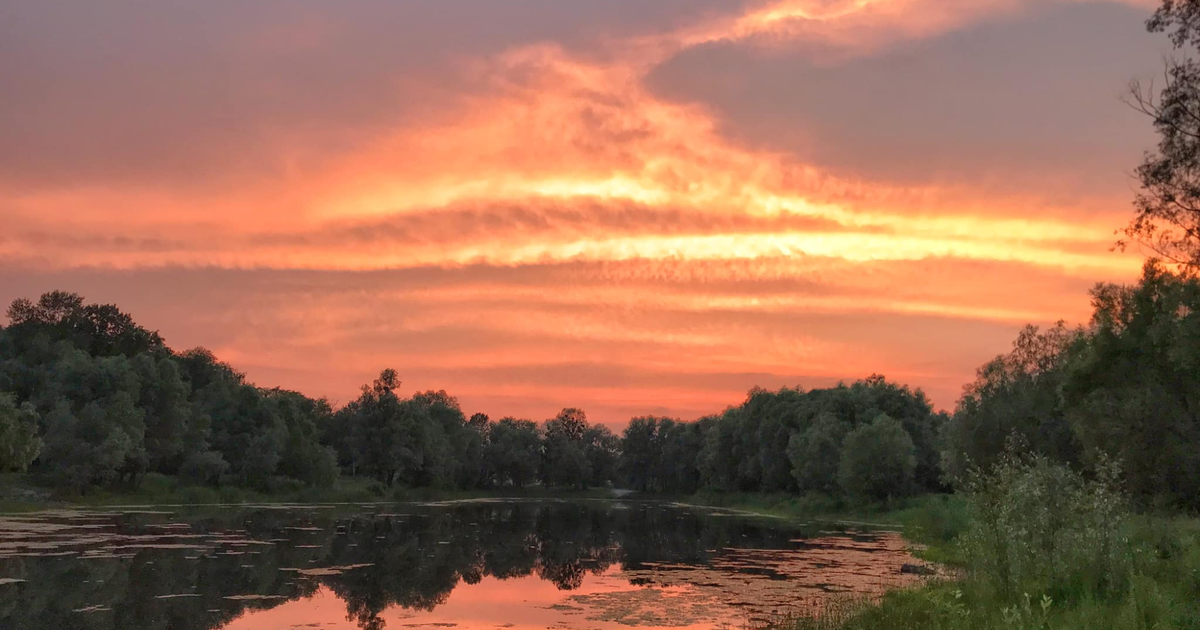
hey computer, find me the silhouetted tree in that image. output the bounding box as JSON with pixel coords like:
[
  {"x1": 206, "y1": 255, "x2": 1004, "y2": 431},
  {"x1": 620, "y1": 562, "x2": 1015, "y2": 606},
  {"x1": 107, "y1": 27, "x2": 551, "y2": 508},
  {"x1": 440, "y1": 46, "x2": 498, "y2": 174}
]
[
  {"x1": 485, "y1": 418, "x2": 541, "y2": 488},
  {"x1": 942, "y1": 323, "x2": 1084, "y2": 483},
  {"x1": 1124, "y1": 0, "x2": 1200, "y2": 266},
  {"x1": 1062, "y1": 262, "x2": 1200, "y2": 509}
]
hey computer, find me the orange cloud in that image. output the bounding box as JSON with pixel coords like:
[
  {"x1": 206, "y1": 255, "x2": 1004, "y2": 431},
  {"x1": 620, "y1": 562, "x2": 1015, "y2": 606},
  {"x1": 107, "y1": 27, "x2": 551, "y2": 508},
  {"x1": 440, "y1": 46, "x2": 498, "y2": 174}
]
[{"x1": 0, "y1": 0, "x2": 1156, "y2": 422}]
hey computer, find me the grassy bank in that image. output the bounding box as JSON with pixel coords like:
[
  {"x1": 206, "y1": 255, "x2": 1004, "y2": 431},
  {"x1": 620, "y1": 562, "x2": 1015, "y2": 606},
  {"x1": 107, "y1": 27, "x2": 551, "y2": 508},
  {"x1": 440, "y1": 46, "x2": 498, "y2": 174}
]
[
  {"x1": 697, "y1": 462, "x2": 1200, "y2": 630},
  {"x1": 685, "y1": 491, "x2": 968, "y2": 566},
  {"x1": 763, "y1": 515, "x2": 1200, "y2": 630},
  {"x1": 0, "y1": 472, "x2": 621, "y2": 513}
]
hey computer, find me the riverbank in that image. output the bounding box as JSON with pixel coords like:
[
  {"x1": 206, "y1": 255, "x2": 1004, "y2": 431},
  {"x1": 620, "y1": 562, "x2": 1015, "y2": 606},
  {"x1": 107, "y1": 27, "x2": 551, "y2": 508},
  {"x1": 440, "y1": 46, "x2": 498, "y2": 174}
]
[
  {"x1": 682, "y1": 492, "x2": 967, "y2": 563},
  {"x1": 0, "y1": 472, "x2": 625, "y2": 513},
  {"x1": 8, "y1": 472, "x2": 1200, "y2": 629},
  {"x1": 689, "y1": 493, "x2": 1200, "y2": 630}
]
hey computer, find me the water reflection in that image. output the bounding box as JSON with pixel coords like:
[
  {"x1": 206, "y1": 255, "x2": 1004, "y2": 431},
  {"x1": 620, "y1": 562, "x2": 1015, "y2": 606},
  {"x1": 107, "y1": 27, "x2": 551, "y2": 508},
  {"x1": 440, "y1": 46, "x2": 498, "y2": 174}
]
[{"x1": 0, "y1": 500, "x2": 929, "y2": 630}]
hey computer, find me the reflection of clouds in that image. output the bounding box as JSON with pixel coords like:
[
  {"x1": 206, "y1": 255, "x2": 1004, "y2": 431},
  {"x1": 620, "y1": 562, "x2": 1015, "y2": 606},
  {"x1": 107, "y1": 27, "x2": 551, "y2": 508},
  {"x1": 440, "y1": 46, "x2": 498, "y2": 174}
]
[
  {"x1": 1, "y1": 501, "x2": 935, "y2": 630},
  {"x1": 574, "y1": 532, "x2": 931, "y2": 626}
]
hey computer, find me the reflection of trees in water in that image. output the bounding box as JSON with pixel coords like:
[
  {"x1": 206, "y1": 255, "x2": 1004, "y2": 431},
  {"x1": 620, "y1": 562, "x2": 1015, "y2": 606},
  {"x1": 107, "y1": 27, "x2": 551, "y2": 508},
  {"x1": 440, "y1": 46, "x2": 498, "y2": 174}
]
[
  {"x1": 0, "y1": 511, "x2": 323, "y2": 630},
  {"x1": 0, "y1": 502, "x2": 812, "y2": 630}
]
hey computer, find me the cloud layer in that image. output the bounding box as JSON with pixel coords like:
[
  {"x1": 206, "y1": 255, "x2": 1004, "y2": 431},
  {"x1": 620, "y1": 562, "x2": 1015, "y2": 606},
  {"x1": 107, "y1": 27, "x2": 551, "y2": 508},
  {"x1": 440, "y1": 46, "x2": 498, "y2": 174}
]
[{"x1": 0, "y1": 0, "x2": 1164, "y2": 424}]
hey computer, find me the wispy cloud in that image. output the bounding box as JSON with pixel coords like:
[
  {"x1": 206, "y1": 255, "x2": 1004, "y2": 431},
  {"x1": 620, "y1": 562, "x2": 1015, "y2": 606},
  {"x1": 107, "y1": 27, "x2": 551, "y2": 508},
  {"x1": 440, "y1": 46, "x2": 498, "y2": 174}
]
[{"x1": 0, "y1": 0, "x2": 1159, "y2": 422}]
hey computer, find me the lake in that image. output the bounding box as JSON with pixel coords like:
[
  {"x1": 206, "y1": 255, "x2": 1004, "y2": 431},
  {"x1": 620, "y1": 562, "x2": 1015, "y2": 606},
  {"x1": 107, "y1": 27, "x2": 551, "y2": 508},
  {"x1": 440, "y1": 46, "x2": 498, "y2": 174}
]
[{"x1": 0, "y1": 499, "x2": 931, "y2": 630}]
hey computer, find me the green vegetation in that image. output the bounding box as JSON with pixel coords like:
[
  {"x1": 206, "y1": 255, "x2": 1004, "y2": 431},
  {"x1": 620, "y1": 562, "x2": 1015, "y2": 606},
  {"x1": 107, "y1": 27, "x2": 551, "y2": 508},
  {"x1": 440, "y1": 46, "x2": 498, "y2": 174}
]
[
  {"x1": 0, "y1": 393, "x2": 40, "y2": 472},
  {"x1": 0, "y1": 470, "x2": 627, "y2": 514},
  {"x1": 0, "y1": 291, "x2": 624, "y2": 497},
  {"x1": 618, "y1": 377, "x2": 946, "y2": 499},
  {"x1": 11, "y1": 262, "x2": 1194, "y2": 514},
  {"x1": 1126, "y1": 0, "x2": 1200, "y2": 266},
  {"x1": 758, "y1": 456, "x2": 1200, "y2": 630}
]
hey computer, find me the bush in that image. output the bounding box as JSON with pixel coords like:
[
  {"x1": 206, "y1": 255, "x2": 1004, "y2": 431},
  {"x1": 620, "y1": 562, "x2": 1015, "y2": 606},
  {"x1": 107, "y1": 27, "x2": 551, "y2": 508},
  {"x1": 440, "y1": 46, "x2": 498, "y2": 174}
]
[
  {"x1": 902, "y1": 495, "x2": 970, "y2": 548},
  {"x1": 960, "y1": 453, "x2": 1131, "y2": 603},
  {"x1": 217, "y1": 485, "x2": 245, "y2": 503},
  {"x1": 838, "y1": 414, "x2": 917, "y2": 501},
  {"x1": 175, "y1": 484, "x2": 221, "y2": 505},
  {"x1": 0, "y1": 394, "x2": 41, "y2": 472},
  {"x1": 179, "y1": 450, "x2": 229, "y2": 486},
  {"x1": 262, "y1": 475, "x2": 306, "y2": 495}
]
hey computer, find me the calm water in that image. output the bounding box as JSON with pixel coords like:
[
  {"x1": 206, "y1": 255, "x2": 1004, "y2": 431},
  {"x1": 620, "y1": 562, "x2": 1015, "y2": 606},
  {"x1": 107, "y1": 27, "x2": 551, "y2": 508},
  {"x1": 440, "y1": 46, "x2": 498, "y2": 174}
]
[{"x1": 0, "y1": 500, "x2": 929, "y2": 630}]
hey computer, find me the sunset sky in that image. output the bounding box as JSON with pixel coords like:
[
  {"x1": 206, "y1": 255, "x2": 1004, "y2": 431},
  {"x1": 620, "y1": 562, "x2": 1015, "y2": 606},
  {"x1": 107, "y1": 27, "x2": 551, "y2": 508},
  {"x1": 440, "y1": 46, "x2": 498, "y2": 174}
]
[{"x1": 0, "y1": 0, "x2": 1169, "y2": 426}]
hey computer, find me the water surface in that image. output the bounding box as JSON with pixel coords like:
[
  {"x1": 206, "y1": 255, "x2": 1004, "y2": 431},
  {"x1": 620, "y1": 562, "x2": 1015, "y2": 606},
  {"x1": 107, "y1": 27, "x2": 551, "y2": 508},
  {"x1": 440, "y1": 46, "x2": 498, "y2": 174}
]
[{"x1": 0, "y1": 500, "x2": 930, "y2": 630}]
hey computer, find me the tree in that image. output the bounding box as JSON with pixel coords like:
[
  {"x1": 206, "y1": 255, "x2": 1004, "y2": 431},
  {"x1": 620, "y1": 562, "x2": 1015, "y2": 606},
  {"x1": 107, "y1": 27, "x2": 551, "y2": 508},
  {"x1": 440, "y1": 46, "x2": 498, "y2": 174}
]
[
  {"x1": 739, "y1": 386, "x2": 806, "y2": 492},
  {"x1": 582, "y1": 424, "x2": 619, "y2": 487},
  {"x1": 5, "y1": 291, "x2": 164, "y2": 357},
  {"x1": 1061, "y1": 262, "x2": 1200, "y2": 509},
  {"x1": 179, "y1": 450, "x2": 229, "y2": 486},
  {"x1": 620, "y1": 417, "x2": 663, "y2": 491},
  {"x1": 40, "y1": 394, "x2": 146, "y2": 492},
  {"x1": 1124, "y1": 0, "x2": 1200, "y2": 266},
  {"x1": 541, "y1": 408, "x2": 593, "y2": 489},
  {"x1": 787, "y1": 411, "x2": 846, "y2": 494},
  {"x1": 657, "y1": 419, "x2": 704, "y2": 493},
  {"x1": 270, "y1": 389, "x2": 338, "y2": 487},
  {"x1": 485, "y1": 418, "x2": 541, "y2": 488},
  {"x1": 838, "y1": 414, "x2": 917, "y2": 501},
  {"x1": 242, "y1": 428, "x2": 285, "y2": 487},
  {"x1": 698, "y1": 410, "x2": 740, "y2": 491},
  {"x1": 468, "y1": 412, "x2": 490, "y2": 433},
  {"x1": 460, "y1": 413, "x2": 491, "y2": 489},
  {"x1": 553, "y1": 408, "x2": 588, "y2": 441},
  {"x1": 344, "y1": 370, "x2": 431, "y2": 488},
  {"x1": 0, "y1": 393, "x2": 41, "y2": 472},
  {"x1": 942, "y1": 323, "x2": 1084, "y2": 483},
  {"x1": 132, "y1": 353, "x2": 192, "y2": 472},
  {"x1": 845, "y1": 375, "x2": 943, "y2": 491},
  {"x1": 410, "y1": 390, "x2": 465, "y2": 488}
]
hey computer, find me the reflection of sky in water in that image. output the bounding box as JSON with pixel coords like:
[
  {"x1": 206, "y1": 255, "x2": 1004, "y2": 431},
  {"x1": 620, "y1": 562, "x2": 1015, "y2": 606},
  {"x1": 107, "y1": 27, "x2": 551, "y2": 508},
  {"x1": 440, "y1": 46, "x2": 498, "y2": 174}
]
[{"x1": 0, "y1": 501, "x2": 933, "y2": 630}]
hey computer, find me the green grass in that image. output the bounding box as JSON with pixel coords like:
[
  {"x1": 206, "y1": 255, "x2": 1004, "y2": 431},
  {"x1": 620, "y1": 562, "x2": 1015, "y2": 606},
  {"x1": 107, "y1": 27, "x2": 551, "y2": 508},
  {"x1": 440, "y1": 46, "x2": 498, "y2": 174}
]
[
  {"x1": 0, "y1": 472, "x2": 388, "y2": 510},
  {"x1": 709, "y1": 465, "x2": 1200, "y2": 630},
  {"x1": 0, "y1": 472, "x2": 630, "y2": 513},
  {"x1": 684, "y1": 491, "x2": 969, "y2": 565},
  {"x1": 762, "y1": 524, "x2": 1200, "y2": 629}
]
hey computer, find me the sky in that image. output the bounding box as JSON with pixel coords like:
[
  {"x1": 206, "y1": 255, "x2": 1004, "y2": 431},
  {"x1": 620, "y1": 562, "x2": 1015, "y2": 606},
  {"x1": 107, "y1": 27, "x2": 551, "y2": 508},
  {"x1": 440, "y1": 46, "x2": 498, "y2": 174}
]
[{"x1": 0, "y1": 0, "x2": 1170, "y2": 426}]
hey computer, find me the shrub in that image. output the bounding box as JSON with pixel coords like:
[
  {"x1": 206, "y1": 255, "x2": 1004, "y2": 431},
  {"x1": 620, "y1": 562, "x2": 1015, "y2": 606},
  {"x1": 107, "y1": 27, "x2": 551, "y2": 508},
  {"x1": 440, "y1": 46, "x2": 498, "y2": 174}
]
[
  {"x1": 838, "y1": 414, "x2": 917, "y2": 501},
  {"x1": 903, "y1": 495, "x2": 970, "y2": 547},
  {"x1": 960, "y1": 452, "x2": 1131, "y2": 603},
  {"x1": 179, "y1": 450, "x2": 229, "y2": 486}
]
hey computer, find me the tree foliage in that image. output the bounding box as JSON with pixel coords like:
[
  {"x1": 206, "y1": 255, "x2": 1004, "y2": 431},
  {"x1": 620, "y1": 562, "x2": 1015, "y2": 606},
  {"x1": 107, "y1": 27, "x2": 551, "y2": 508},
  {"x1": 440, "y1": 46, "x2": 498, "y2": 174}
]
[
  {"x1": 1062, "y1": 262, "x2": 1200, "y2": 509},
  {"x1": 620, "y1": 377, "x2": 944, "y2": 498},
  {"x1": 1125, "y1": 0, "x2": 1200, "y2": 265},
  {"x1": 0, "y1": 392, "x2": 41, "y2": 472},
  {"x1": 838, "y1": 414, "x2": 917, "y2": 501},
  {"x1": 0, "y1": 292, "x2": 338, "y2": 493},
  {"x1": 944, "y1": 262, "x2": 1200, "y2": 511},
  {"x1": 943, "y1": 323, "x2": 1084, "y2": 482},
  {"x1": 6, "y1": 269, "x2": 1197, "y2": 511}
]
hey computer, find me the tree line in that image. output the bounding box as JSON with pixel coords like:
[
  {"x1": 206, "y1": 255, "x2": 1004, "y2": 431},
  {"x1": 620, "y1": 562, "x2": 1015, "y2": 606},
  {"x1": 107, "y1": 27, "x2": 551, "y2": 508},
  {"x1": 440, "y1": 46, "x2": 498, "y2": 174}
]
[
  {"x1": 0, "y1": 291, "x2": 622, "y2": 493},
  {"x1": 620, "y1": 261, "x2": 1200, "y2": 511},
  {"x1": 1, "y1": 259, "x2": 1198, "y2": 509}
]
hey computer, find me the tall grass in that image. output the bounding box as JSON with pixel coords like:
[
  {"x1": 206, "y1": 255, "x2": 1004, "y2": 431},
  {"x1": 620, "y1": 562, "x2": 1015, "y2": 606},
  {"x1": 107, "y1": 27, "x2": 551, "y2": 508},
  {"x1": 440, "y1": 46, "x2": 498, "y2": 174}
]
[
  {"x1": 764, "y1": 455, "x2": 1200, "y2": 630},
  {"x1": 960, "y1": 453, "x2": 1131, "y2": 603}
]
